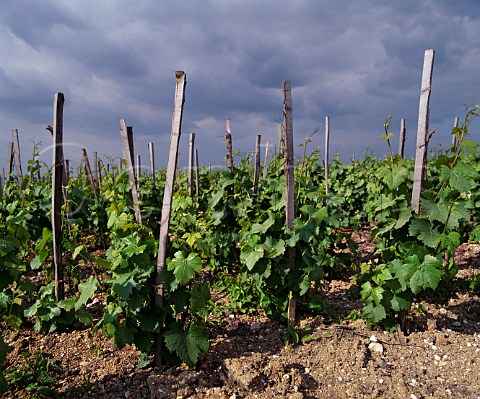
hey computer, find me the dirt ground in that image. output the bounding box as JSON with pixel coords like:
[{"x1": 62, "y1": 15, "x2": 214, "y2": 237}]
[{"x1": 2, "y1": 238, "x2": 480, "y2": 399}]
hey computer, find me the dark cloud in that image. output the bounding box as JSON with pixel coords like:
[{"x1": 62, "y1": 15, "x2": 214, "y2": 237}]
[{"x1": 0, "y1": 0, "x2": 479, "y2": 169}]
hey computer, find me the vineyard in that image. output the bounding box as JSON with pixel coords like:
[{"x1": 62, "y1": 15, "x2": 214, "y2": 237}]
[{"x1": 1, "y1": 61, "x2": 480, "y2": 396}]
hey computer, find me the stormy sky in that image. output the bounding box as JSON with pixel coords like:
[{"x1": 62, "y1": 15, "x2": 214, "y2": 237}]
[{"x1": 1, "y1": 0, "x2": 479, "y2": 173}]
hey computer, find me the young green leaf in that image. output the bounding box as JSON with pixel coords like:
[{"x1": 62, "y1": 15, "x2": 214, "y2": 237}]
[
  {"x1": 167, "y1": 251, "x2": 203, "y2": 290},
  {"x1": 409, "y1": 255, "x2": 442, "y2": 294},
  {"x1": 164, "y1": 321, "x2": 209, "y2": 367},
  {"x1": 75, "y1": 276, "x2": 98, "y2": 311}
]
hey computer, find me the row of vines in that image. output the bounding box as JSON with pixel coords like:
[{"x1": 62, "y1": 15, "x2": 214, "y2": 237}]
[{"x1": 1, "y1": 105, "x2": 480, "y2": 394}]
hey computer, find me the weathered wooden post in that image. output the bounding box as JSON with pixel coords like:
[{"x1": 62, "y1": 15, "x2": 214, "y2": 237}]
[
  {"x1": 188, "y1": 133, "x2": 195, "y2": 196},
  {"x1": 148, "y1": 142, "x2": 156, "y2": 184},
  {"x1": 7, "y1": 143, "x2": 14, "y2": 177},
  {"x1": 96, "y1": 159, "x2": 102, "y2": 191},
  {"x1": 398, "y1": 118, "x2": 406, "y2": 158},
  {"x1": 52, "y1": 93, "x2": 65, "y2": 301},
  {"x1": 195, "y1": 149, "x2": 200, "y2": 195},
  {"x1": 136, "y1": 154, "x2": 141, "y2": 183},
  {"x1": 93, "y1": 151, "x2": 98, "y2": 186},
  {"x1": 225, "y1": 118, "x2": 233, "y2": 173},
  {"x1": 283, "y1": 80, "x2": 296, "y2": 325},
  {"x1": 253, "y1": 135, "x2": 261, "y2": 193},
  {"x1": 324, "y1": 116, "x2": 330, "y2": 196},
  {"x1": 81, "y1": 148, "x2": 98, "y2": 202},
  {"x1": 11, "y1": 129, "x2": 23, "y2": 181},
  {"x1": 411, "y1": 49, "x2": 435, "y2": 213},
  {"x1": 119, "y1": 119, "x2": 142, "y2": 224},
  {"x1": 452, "y1": 116, "x2": 459, "y2": 149},
  {"x1": 262, "y1": 142, "x2": 270, "y2": 182},
  {"x1": 155, "y1": 71, "x2": 187, "y2": 367},
  {"x1": 127, "y1": 126, "x2": 135, "y2": 171}
]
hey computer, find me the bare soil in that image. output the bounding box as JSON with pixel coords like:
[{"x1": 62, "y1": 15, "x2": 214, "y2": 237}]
[{"x1": 2, "y1": 238, "x2": 480, "y2": 399}]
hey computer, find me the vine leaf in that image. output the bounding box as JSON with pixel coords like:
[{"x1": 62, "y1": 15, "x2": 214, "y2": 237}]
[
  {"x1": 409, "y1": 218, "x2": 441, "y2": 248},
  {"x1": 448, "y1": 163, "x2": 478, "y2": 192},
  {"x1": 409, "y1": 255, "x2": 442, "y2": 294},
  {"x1": 362, "y1": 303, "x2": 386, "y2": 323},
  {"x1": 164, "y1": 321, "x2": 210, "y2": 367},
  {"x1": 167, "y1": 252, "x2": 203, "y2": 290},
  {"x1": 240, "y1": 246, "x2": 264, "y2": 271},
  {"x1": 75, "y1": 276, "x2": 98, "y2": 311}
]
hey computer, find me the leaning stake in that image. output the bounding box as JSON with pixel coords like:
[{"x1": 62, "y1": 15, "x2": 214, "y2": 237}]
[
  {"x1": 52, "y1": 93, "x2": 65, "y2": 301},
  {"x1": 119, "y1": 119, "x2": 142, "y2": 224},
  {"x1": 283, "y1": 80, "x2": 296, "y2": 325},
  {"x1": 411, "y1": 49, "x2": 435, "y2": 213},
  {"x1": 155, "y1": 71, "x2": 187, "y2": 366}
]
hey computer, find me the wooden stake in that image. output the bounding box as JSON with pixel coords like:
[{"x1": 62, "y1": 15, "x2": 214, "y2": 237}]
[
  {"x1": 7, "y1": 143, "x2": 13, "y2": 177},
  {"x1": 262, "y1": 142, "x2": 270, "y2": 182},
  {"x1": 188, "y1": 133, "x2": 195, "y2": 196},
  {"x1": 195, "y1": 149, "x2": 200, "y2": 195},
  {"x1": 81, "y1": 148, "x2": 98, "y2": 202},
  {"x1": 253, "y1": 135, "x2": 261, "y2": 193},
  {"x1": 452, "y1": 116, "x2": 459, "y2": 149},
  {"x1": 11, "y1": 129, "x2": 23, "y2": 181},
  {"x1": 411, "y1": 49, "x2": 435, "y2": 214},
  {"x1": 119, "y1": 119, "x2": 142, "y2": 224},
  {"x1": 398, "y1": 118, "x2": 406, "y2": 158},
  {"x1": 52, "y1": 93, "x2": 65, "y2": 301},
  {"x1": 283, "y1": 80, "x2": 296, "y2": 325},
  {"x1": 127, "y1": 126, "x2": 135, "y2": 171},
  {"x1": 93, "y1": 151, "x2": 98, "y2": 186},
  {"x1": 96, "y1": 159, "x2": 102, "y2": 191},
  {"x1": 324, "y1": 116, "x2": 330, "y2": 196},
  {"x1": 136, "y1": 154, "x2": 141, "y2": 182},
  {"x1": 225, "y1": 118, "x2": 233, "y2": 173},
  {"x1": 148, "y1": 142, "x2": 156, "y2": 184},
  {"x1": 155, "y1": 71, "x2": 187, "y2": 367}
]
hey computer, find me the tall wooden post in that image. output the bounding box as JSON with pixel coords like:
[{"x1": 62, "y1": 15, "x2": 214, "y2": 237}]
[
  {"x1": 155, "y1": 71, "x2": 187, "y2": 367},
  {"x1": 262, "y1": 142, "x2": 270, "y2": 182},
  {"x1": 283, "y1": 80, "x2": 296, "y2": 325},
  {"x1": 188, "y1": 133, "x2": 195, "y2": 196},
  {"x1": 52, "y1": 93, "x2": 65, "y2": 301},
  {"x1": 81, "y1": 148, "x2": 98, "y2": 201},
  {"x1": 452, "y1": 116, "x2": 459, "y2": 149},
  {"x1": 7, "y1": 143, "x2": 14, "y2": 177},
  {"x1": 127, "y1": 126, "x2": 135, "y2": 171},
  {"x1": 225, "y1": 118, "x2": 233, "y2": 173},
  {"x1": 119, "y1": 119, "x2": 142, "y2": 224},
  {"x1": 93, "y1": 151, "x2": 98, "y2": 186},
  {"x1": 11, "y1": 129, "x2": 23, "y2": 181},
  {"x1": 148, "y1": 142, "x2": 156, "y2": 184},
  {"x1": 324, "y1": 116, "x2": 330, "y2": 196},
  {"x1": 136, "y1": 154, "x2": 141, "y2": 181},
  {"x1": 411, "y1": 49, "x2": 435, "y2": 213},
  {"x1": 195, "y1": 149, "x2": 200, "y2": 195},
  {"x1": 398, "y1": 118, "x2": 406, "y2": 158},
  {"x1": 253, "y1": 135, "x2": 261, "y2": 193}
]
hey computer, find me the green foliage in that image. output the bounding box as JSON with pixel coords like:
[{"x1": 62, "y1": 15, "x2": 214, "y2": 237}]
[
  {"x1": 1, "y1": 106, "x2": 479, "y2": 369},
  {"x1": 4, "y1": 350, "x2": 62, "y2": 398}
]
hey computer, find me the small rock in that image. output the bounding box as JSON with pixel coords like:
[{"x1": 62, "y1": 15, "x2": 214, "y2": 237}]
[
  {"x1": 250, "y1": 322, "x2": 262, "y2": 332},
  {"x1": 368, "y1": 342, "x2": 384, "y2": 353},
  {"x1": 369, "y1": 335, "x2": 378, "y2": 342}
]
